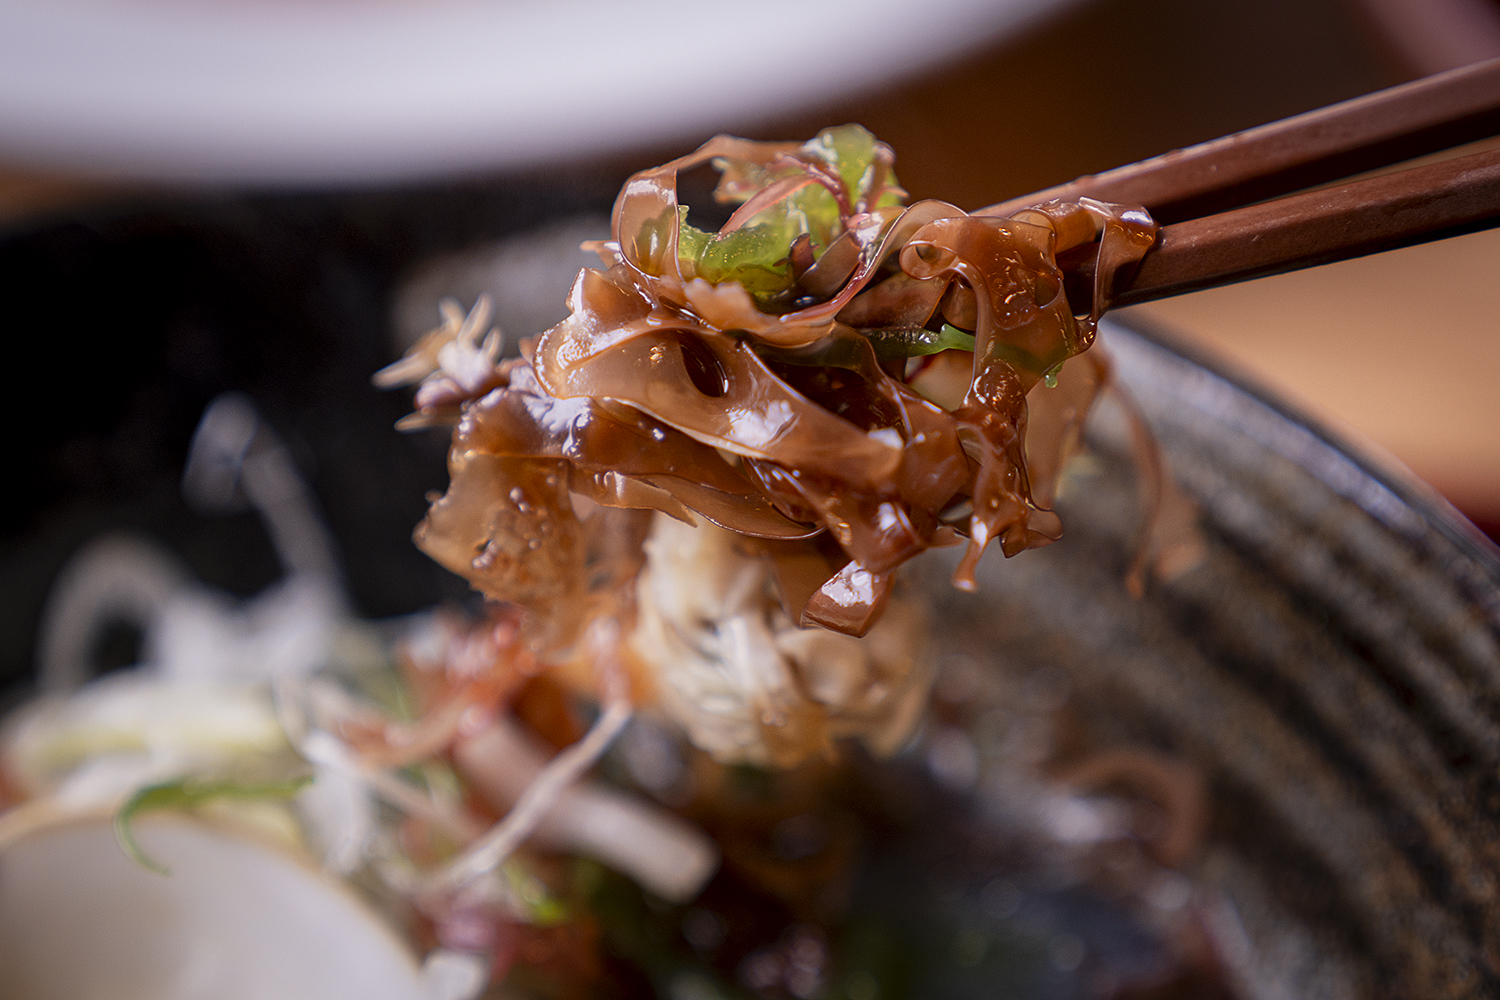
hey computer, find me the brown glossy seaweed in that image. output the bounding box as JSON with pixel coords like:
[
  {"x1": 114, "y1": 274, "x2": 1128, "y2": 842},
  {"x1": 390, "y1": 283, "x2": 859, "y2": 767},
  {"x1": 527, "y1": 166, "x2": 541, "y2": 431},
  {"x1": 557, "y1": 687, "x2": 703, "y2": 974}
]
[{"x1": 380, "y1": 126, "x2": 1157, "y2": 651}]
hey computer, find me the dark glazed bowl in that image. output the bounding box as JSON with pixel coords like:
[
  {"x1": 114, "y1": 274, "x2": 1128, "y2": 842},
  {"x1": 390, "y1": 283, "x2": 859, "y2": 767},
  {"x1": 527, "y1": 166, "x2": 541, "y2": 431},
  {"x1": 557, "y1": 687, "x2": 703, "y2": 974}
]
[{"x1": 922, "y1": 318, "x2": 1500, "y2": 999}]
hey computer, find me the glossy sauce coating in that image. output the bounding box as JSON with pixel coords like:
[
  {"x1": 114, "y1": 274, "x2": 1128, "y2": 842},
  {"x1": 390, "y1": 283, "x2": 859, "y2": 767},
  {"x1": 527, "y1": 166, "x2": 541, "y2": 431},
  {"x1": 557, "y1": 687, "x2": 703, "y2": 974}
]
[{"x1": 383, "y1": 126, "x2": 1157, "y2": 650}]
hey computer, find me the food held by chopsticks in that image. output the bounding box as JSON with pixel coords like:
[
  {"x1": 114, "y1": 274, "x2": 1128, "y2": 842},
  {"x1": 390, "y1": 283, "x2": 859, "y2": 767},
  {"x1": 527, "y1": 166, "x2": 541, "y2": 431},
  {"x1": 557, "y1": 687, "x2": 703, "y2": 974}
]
[
  {"x1": 377, "y1": 125, "x2": 1164, "y2": 772},
  {"x1": 382, "y1": 126, "x2": 1157, "y2": 638}
]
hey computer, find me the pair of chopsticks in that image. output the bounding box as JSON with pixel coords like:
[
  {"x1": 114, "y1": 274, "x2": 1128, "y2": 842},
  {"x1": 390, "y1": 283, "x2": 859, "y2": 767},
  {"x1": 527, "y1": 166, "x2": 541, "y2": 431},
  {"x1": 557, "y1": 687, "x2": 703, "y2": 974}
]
[{"x1": 982, "y1": 57, "x2": 1500, "y2": 307}]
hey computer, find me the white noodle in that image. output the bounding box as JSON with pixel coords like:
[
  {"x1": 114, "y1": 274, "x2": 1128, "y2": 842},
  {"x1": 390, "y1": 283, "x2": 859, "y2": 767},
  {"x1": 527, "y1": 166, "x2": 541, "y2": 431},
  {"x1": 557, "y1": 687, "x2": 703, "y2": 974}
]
[
  {"x1": 423, "y1": 695, "x2": 632, "y2": 896},
  {"x1": 423, "y1": 619, "x2": 632, "y2": 897}
]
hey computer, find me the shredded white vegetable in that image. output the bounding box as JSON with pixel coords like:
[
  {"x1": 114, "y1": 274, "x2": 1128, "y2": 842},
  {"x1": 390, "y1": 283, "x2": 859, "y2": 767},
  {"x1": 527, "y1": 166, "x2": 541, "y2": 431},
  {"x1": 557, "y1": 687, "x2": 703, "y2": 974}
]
[{"x1": 424, "y1": 695, "x2": 632, "y2": 897}]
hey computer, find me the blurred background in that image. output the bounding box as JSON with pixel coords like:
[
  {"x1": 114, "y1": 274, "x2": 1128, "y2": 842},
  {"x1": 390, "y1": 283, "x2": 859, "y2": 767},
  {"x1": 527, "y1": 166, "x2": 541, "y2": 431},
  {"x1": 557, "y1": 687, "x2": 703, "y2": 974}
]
[{"x1": 1, "y1": 0, "x2": 1497, "y2": 696}]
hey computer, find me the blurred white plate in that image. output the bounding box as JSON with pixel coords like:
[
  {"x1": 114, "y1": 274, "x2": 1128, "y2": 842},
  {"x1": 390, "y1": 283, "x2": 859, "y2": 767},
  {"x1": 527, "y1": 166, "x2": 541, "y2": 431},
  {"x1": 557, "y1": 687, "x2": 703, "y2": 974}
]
[
  {"x1": 0, "y1": 0, "x2": 1073, "y2": 185},
  {"x1": 0, "y1": 817, "x2": 426, "y2": 1000}
]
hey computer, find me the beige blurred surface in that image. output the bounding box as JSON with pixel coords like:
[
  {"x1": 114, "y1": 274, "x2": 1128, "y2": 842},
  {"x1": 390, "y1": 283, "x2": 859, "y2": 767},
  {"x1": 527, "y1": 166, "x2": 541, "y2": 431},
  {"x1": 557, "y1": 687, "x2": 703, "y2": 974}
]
[
  {"x1": 1123, "y1": 230, "x2": 1500, "y2": 523},
  {"x1": 0, "y1": 168, "x2": 125, "y2": 226}
]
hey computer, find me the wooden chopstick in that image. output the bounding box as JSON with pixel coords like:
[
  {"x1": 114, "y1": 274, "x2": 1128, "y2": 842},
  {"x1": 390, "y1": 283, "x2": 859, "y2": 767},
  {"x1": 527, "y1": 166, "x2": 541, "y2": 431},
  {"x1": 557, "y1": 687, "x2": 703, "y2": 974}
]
[
  {"x1": 1111, "y1": 144, "x2": 1500, "y2": 306},
  {"x1": 983, "y1": 59, "x2": 1500, "y2": 308},
  {"x1": 982, "y1": 57, "x2": 1500, "y2": 224}
]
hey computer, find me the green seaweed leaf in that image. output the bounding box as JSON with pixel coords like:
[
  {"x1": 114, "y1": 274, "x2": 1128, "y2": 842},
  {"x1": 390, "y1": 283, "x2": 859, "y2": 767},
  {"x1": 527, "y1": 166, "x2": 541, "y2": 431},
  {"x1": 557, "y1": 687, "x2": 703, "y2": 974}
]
[
  {"x1": 681, "y1": 212, "x2": 798, "y2": 297},
  {"x1": 802, "y1": 124, "x2": 902, "y2": 212},
  {"x1": 114, "y1": 775, "x2": 311, "y2": 875},
  {"x1": 863, "y1": 323, "x2": 977, "y2": 361},
  {"x1": 677, "y1": 125, "x2": 906, "y2": 307}
]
